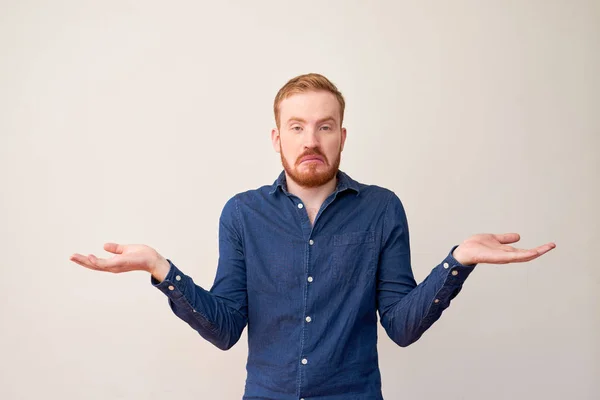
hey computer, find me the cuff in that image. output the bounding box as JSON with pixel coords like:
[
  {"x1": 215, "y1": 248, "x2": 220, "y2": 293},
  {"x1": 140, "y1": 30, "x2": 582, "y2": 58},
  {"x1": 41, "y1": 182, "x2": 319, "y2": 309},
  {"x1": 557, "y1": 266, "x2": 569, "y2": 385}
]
[
  {"x1": 151, "y1": 259, "x2": 187, "y2": 300},
  {"x1": 434, "y1": 245, "x2": 477, "y2": 284}
]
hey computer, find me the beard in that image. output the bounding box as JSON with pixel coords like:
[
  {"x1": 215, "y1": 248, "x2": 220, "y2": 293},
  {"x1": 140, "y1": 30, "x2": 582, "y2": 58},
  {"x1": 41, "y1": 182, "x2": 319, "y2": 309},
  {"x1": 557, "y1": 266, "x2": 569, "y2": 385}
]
[{"x1": 280, "y1": 144, "x2": 341, "y2": 188}]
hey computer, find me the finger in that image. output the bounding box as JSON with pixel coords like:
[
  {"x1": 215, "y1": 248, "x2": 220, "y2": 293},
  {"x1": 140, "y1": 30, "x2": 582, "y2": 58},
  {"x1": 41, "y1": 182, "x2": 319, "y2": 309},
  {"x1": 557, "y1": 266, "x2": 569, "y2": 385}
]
[
  {"x1": 493, "y1": 233, "x2": 521, "y2": 244},
  {"x1": 532, "y1": 242, "x2": 556, "y2": 256},
  {"x1": 70, "y1": 253, "x2": 104, "y2": 271},
  {"x1": 88, "y1": 254, "x2": 119, "y2": 269},
  {"x1": 73, "y1": 259, "x2": 102, "y2": 271},
  {"x1": 70, "y1": 253, "x2": 95, "y2": 266},
  {"x1": 510, "y1": 248, "x2": 538, "y2": 261},
  {"x1": 506, "y1": 243, "x2": 555, "y2": 256},
  {"x1": 104, "y1": 242, "x2": 124, "y2": 255},
  {"x1": 497, "y1": 243, "x2": 555, "y2": 263}
]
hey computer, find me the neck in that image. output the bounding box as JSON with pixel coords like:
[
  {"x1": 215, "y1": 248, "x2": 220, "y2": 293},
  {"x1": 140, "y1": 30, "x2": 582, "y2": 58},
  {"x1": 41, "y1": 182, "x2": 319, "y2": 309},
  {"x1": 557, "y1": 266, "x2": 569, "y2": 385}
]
[{"x1": 285, "y1": 173, "x2": 338, "y2": 209}]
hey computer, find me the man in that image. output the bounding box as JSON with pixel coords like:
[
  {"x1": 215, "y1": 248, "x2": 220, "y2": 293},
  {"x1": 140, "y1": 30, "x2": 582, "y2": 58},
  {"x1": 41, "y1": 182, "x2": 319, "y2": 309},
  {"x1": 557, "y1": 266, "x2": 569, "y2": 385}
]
[{"x1": 70, "y1": 73, "x2": 555, "y2": 399}]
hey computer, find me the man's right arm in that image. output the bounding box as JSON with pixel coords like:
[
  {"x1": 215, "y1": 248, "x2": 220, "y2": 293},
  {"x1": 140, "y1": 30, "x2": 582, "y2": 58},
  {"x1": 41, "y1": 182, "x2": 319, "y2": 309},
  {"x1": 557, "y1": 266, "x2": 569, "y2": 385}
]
[
  {"x1": 70, "y1": 197, "x2": 248, "y2": 350},
  {"x1": 151, "y1": 196, "x2": 248, "y2": 351}
]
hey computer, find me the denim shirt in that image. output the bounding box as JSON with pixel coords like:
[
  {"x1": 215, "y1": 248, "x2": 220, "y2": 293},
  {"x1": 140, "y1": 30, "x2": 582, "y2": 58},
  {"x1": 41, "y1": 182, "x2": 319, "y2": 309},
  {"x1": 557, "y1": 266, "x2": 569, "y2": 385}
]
[{"x1": 152, "y1": 171, "x2": 476, "y2": 399}]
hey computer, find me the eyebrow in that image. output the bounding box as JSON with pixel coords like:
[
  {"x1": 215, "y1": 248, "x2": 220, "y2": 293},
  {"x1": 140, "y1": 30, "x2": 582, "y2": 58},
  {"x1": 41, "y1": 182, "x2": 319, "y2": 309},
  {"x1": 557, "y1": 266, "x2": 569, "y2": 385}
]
[{"x1": 287, "y1": 116, "x2": 337, "y2": 125}]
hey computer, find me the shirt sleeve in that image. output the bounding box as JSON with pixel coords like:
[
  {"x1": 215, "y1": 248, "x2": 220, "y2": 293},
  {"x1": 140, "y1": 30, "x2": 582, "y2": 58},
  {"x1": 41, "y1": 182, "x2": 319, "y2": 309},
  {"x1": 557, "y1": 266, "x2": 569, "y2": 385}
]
[
  {"x1": 151, "y1": 196, "x2": 248, "y2": 350},
  {"x1": 377, "y1": 191, "x2": 476, "y2": 347}
]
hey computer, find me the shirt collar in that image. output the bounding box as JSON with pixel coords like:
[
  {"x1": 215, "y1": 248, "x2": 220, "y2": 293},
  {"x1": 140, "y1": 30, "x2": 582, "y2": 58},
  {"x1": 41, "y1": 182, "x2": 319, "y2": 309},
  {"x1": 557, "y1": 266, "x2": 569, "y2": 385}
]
[{"x1": 268, "y1": 170, "x2": 360, "y2": 196}]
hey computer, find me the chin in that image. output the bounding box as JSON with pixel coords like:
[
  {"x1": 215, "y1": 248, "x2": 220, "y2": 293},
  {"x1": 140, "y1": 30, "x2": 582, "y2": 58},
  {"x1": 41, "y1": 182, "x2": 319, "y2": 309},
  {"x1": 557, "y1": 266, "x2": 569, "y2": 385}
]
[
  {"x1": 293, "y1": 169, "x2": 337, "y2": 188},
  {"x1": 297, "y1": 164, "x2": 325, "y2": 174},
  {"x1": 280, "y1": 152, "x2": 340, "y2": 188}
]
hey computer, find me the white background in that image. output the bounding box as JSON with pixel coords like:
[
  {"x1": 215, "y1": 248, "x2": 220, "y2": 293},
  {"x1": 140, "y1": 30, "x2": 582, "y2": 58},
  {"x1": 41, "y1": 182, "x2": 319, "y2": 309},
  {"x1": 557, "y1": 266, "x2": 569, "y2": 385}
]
[{"x1": 1, "y1": 1, "x2": 598, "y2": 399}]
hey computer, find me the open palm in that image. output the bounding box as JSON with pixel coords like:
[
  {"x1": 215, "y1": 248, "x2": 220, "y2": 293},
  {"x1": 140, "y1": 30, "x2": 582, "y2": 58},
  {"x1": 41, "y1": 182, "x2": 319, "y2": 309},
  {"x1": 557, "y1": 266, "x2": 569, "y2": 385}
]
[
  {"x1": 452, "y1": 233, "x2": 555, "y2": 265},
  {"x1": 70, "y1": 243, "x2": 161, "y2": 274}
]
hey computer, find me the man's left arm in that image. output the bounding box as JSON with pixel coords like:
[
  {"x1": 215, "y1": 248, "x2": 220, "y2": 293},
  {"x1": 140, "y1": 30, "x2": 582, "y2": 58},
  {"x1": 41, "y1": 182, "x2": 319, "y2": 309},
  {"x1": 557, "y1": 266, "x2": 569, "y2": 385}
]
[{"x1": 376, "y1": 192, "x2": 555, "y2": 347}]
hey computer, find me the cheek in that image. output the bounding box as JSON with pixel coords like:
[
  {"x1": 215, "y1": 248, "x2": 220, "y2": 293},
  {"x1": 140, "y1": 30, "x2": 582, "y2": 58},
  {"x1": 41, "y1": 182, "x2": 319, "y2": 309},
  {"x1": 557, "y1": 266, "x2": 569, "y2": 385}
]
[
  {"x1": 280, "y1": 144, "x2": 299, "y2": 162},
  {"x1": 281, "y1": 138, "x2": 302, "y2": 153},
  {"x1": 323, "y1": 139, "x2": 342, "y2": 155}
]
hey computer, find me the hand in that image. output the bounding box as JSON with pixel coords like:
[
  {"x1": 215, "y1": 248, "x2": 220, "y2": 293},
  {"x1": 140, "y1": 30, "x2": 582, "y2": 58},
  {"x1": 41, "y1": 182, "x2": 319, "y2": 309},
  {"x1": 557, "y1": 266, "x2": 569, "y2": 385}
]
[
  {"x1": 452, "y1": 233, "x2": 556, "y2": 266},
  {"x1": 70, "y1": 243, "x2": 171, "y2": 281}
]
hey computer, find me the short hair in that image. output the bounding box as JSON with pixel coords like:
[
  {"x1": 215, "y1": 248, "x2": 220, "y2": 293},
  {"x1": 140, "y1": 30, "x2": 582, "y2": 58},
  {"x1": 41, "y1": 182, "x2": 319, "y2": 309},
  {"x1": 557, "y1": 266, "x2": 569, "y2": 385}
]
[{"x1": 273, "y1": 73, "x2": 345, "y2": 129}]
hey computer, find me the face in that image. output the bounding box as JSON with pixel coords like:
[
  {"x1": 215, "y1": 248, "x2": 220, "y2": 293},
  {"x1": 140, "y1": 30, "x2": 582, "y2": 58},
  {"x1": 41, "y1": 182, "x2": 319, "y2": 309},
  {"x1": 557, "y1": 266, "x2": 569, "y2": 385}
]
[{"x1": 272, "y1": 91, "x2": 347, "y2": 188}]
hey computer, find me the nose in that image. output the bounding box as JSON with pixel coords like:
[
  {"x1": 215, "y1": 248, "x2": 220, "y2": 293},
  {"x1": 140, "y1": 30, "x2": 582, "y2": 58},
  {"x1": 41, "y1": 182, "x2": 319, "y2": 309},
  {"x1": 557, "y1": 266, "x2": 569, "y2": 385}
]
[{"x1": 303, "y1": 128, "x2": 319, "y2": 149}]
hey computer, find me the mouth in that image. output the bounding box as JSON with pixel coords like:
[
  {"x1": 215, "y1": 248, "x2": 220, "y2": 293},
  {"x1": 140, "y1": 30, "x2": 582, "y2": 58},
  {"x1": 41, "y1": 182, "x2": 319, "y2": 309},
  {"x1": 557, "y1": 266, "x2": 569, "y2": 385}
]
[{"x1": 299, "y1": 156, "x2": 325, "y2": 164}]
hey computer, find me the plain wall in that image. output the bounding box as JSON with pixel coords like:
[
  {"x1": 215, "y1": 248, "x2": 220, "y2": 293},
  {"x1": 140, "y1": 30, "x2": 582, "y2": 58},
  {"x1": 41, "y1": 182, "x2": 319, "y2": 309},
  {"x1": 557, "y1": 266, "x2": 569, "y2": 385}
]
[{"x1": 1, "y1": 0, "x2": 598, "y2": 399}]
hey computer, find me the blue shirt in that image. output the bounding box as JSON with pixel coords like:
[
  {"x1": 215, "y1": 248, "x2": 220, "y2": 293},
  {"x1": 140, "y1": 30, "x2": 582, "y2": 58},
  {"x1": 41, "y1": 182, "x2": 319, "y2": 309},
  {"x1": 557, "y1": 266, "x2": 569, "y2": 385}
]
[{"x1": 152, "y1": 170, "x2": 476, "y2": 399}]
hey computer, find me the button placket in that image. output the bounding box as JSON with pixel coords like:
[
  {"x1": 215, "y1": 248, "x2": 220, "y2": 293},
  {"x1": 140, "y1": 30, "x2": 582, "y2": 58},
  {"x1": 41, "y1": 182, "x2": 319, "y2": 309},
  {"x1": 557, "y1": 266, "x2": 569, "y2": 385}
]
[{"x1": 301, "y1": 235, "x2": 315, "y2": 389}]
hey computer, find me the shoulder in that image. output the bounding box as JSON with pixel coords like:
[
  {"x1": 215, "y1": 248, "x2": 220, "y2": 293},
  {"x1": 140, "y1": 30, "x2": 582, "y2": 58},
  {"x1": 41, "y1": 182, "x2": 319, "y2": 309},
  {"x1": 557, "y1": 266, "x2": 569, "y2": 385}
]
[
  {"x1": 220, "y1": 182, "x2": 277, "y2": 215},
  {"x1": 343, "y1": 171, "x2": 403, "y2": 206},
  {"x1": 360, "y1": 185, "x2": 407, "y2": 219},
  {"x1": 227, "y1": 183, "x2": 274, "y2": 205}
]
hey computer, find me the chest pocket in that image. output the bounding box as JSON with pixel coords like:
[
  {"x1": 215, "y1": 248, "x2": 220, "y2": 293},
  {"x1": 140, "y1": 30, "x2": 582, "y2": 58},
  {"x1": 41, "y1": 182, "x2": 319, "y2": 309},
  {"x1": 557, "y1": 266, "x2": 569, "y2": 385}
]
[{"x1": 332, "y1": 231, "x2": 376, "y2": 286}]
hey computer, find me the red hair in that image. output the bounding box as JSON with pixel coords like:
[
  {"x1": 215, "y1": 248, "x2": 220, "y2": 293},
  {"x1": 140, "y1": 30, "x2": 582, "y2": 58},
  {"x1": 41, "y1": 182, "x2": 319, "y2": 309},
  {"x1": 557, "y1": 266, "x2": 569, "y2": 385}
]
[{"x1": 273, "y1": 73, "x2": 345, "y2": 129}]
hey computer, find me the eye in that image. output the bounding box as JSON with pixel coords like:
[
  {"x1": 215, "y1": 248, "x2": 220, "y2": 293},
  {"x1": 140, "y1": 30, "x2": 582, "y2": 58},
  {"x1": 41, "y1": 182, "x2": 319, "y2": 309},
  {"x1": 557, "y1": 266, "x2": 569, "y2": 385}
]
[
  {"x1": 291, "y1": 126, "x2": 302, "y2": 131},
  {"x1": 320, "y1": 126, "x2": 331, "y2": 131}
]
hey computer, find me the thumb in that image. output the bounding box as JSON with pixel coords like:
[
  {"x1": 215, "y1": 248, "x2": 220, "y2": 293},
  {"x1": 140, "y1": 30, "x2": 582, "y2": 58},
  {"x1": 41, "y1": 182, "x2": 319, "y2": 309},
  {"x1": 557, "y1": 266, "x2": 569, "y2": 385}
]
[
  {"x1": 104, "y1": 242, "x2": 125, "y2": 254},
  {"x1": 493, "y1": 233, "x2": 520, "y2": 244}
]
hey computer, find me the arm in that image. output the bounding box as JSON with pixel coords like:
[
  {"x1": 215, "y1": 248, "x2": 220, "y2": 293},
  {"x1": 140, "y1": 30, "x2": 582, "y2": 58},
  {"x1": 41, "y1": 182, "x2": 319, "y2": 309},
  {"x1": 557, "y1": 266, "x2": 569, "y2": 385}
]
[
  {"x1": 376, "y1": 192, "x2": 555, "y2": 347},
  {"x1": 69, "y1": 196, "x2": 248, "y2": 351},
  {"x1": 377, "y1": 192, "x2": 476, "y2": 347},
  {"x1": 151, "y1": 197, "x2": 248, "y2": 350}
]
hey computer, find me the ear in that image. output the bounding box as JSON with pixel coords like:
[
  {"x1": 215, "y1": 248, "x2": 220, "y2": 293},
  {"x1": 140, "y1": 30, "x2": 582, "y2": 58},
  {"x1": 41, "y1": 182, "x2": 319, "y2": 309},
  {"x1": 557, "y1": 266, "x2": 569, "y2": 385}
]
[
  {"x1": 271, "y1": 128, "x2": 281, "y2": 153},
  {"x1": 340, "y1": 127, "x2": 347, "y2": 152}
]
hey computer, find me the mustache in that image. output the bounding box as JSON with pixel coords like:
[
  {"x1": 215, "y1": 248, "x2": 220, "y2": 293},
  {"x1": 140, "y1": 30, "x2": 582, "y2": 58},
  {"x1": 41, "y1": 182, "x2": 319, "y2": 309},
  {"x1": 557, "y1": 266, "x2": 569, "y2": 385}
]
[{"x1": 295, "y1": 148, "x2": 328, "y2": 166}]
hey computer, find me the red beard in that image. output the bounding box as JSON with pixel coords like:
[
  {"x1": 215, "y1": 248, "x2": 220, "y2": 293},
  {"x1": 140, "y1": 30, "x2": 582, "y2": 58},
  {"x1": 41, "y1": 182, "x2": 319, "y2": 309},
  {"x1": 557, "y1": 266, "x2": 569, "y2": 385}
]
[{"x1": 280, "y1": 145, "x2": 341, "y2": 188}]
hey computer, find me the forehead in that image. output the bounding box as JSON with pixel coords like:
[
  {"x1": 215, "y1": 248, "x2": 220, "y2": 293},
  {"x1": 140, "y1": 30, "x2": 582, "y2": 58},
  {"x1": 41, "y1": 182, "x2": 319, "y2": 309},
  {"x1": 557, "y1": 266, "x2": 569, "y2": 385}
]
[{"x1": 279, "y1": 91, "x2": 340, "y2": 123}]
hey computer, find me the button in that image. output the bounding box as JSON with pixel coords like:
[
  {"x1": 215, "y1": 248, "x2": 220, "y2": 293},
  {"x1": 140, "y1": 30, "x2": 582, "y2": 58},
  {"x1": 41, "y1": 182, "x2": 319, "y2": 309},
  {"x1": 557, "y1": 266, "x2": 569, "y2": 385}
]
[
  {"x1": 434, "y1": 299, "x2": 440, "y2": 304},
  {"x1": 443, "y1": 262, "x2": 449, "y2": 269},
  {"x1": 309, "y1": 239, "x2": 314, "y2": 245},
  {"x1": 307, "y1": 276, "x2": 313, "y2": 283},
  {"x1": 301, "y1": 358, "x2": 308, "y2": 365},
  {"x1": 168, "y1": 285, "x2": 174, "y2": 291},
  {"x1": 175, "y1": 275, "x2": 181, "y2": 281},
  {"x1": 305, "y1": 316, "x2": 312, "y2": 322},
  {"x1": 451, "y1": 270, "x2": 458, "y2": 276},
  {"x1": 298, "y1": 203, "x2": 304, "y2": 209}
]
